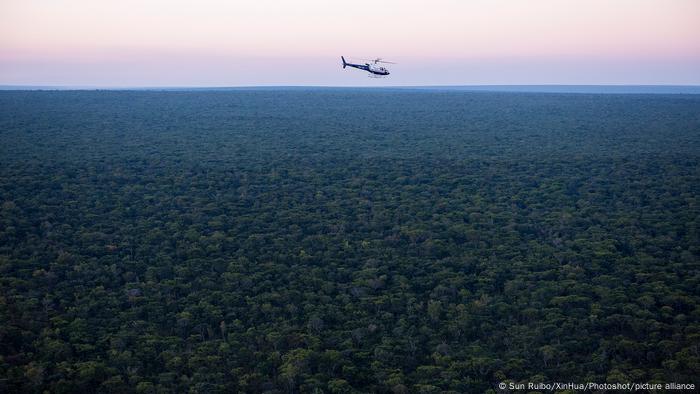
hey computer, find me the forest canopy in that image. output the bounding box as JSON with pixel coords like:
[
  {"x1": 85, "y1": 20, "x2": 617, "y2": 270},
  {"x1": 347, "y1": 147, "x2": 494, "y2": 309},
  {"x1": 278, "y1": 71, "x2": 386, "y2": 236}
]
[{"x1": 1, "y1": 90, "x2": 699, "y2": 393}]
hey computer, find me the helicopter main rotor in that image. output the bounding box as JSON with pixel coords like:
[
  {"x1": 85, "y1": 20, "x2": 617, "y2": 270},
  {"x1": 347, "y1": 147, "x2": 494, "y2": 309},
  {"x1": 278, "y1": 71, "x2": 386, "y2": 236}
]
[{"x1": 352, "y1": 57, "x2": 397, "y2": 65}]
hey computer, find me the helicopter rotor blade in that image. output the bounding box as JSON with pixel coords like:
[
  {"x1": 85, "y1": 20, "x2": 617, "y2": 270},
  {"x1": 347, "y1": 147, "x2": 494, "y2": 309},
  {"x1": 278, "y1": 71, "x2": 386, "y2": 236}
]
[{"x1": 349, "y1": 57, "x2": 397, "y2": 64}]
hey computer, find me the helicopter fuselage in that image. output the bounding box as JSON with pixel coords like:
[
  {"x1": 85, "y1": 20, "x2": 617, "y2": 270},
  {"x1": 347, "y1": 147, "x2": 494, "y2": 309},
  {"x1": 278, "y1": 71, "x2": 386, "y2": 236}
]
[{"x1": 341, "y1": 57, "x2": 390, "y2": 76}]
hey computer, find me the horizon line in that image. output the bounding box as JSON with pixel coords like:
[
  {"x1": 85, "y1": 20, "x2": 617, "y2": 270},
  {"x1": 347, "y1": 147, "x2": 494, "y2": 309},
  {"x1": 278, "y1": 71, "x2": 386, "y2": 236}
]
[{"x1": 2, "y1": 84, "x2": 700, "y2": 94}]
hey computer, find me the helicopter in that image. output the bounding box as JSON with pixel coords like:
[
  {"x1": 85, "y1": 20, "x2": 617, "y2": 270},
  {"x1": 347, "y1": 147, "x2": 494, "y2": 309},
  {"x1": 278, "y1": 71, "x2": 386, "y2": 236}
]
[{"x1": 341, "y1": 56, "x2": 395, "y2": 77}]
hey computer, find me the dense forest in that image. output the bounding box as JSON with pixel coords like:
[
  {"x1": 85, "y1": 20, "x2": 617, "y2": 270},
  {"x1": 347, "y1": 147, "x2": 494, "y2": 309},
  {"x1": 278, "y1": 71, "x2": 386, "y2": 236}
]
[{"x1": 1, "y1": 90, "x2": 699, "y2": 393}]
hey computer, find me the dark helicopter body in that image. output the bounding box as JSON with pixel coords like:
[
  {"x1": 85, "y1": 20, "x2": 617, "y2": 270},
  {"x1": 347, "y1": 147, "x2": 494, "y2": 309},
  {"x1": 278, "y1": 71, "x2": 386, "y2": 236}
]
[{"x1": 341, "y1": 56, "x2": 392, "y2": 76}]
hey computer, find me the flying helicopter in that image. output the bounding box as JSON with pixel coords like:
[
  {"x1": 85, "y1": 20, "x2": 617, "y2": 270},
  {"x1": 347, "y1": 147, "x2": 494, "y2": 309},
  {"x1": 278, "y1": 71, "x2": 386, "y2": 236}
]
[{"x1": 341, "y1": 56, "x2": 395, "y2": 77}]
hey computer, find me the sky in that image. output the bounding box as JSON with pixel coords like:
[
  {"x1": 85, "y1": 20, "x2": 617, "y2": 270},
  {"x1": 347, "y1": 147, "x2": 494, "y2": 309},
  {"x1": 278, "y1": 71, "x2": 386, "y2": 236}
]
[{"x1": 1, "y1": 0, "x2": 699, "y2": 86}]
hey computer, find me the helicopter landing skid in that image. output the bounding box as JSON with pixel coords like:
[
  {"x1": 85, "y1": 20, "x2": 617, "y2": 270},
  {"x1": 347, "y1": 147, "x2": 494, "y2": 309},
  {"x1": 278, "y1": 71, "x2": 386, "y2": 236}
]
[{"x1": 367, "y1": 74, "x2": 386, "y2": 78}]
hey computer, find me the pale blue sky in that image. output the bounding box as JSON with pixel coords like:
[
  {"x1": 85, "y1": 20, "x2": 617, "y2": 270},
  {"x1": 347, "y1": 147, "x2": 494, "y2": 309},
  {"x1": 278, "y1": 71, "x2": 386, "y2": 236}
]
[{"x1": 1, "y1": 0, "x2": 699, "y2": 86}]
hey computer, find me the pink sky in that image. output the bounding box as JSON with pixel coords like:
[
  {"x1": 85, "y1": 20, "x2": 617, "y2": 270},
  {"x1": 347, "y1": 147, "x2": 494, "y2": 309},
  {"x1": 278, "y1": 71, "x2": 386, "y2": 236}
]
[{"x1": 1, "y1": 0, "x2": 699, "y2": 86}]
